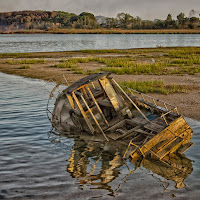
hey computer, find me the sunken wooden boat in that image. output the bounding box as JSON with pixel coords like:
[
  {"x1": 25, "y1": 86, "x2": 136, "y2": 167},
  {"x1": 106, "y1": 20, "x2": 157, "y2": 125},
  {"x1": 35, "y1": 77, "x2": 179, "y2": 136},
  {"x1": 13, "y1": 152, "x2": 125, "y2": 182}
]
[{"x1": 49, "y1": 72, "x2": 194, "y2": 161}]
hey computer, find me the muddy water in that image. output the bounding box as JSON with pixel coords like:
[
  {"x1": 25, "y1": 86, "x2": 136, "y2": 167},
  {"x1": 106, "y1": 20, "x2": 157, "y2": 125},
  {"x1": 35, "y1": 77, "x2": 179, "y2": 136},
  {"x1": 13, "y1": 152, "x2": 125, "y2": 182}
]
[{"x1": 0, "y1": 72, "x2": 199, "y2": 200}]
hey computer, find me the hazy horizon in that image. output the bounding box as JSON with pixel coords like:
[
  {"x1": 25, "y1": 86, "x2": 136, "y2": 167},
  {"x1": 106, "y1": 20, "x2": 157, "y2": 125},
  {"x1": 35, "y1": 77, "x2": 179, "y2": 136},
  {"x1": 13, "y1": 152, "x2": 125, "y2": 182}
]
[{"x1": 0, "y1": 0, "x2": 200, "y2": 20}]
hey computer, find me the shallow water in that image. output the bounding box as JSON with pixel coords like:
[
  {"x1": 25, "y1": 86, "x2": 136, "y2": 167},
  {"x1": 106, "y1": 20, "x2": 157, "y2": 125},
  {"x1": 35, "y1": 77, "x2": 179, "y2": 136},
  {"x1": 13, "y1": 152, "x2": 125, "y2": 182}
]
[
  {"x1": 0, "y1": 34, "x2": 200, "y2": 53},
  {"x1": 0, "y1": 72, "x2": 200, "y2": 200}
]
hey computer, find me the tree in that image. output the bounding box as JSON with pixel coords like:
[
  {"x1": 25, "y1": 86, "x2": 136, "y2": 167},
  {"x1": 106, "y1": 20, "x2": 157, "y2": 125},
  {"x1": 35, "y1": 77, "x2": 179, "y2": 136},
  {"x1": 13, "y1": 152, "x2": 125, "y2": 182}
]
[
  {"x1": 79, "y1": 12, "x2": 96, "y2": 21},
  {"x1": 133, "y1": 16, "x2": 142, "y2": 29},
  {"x1": 189, "y1": 17, "x2": 200, "y2": 29},
  {"x1": 177, "y1": 13, "x2": 185, "y2": 22},
  {"x1": 165, "y1": 14, "x2": 177, "y2": 29},
  {"x1": 177, "y1": 13, "x2": 185, "y2": 27},
  {"x1": 117, "y1": 13, "x2": 134, "y2": 29},
  {"x1": 166, "y1": 14, "x2": 172, "y2": 22}
]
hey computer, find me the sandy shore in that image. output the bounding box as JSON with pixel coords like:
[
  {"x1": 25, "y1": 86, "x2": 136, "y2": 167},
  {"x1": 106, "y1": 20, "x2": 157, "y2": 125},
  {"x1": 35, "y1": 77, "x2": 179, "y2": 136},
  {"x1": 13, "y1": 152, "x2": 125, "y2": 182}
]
[{"x1": 0, "y1": 49, "x2": 199, "y2": 121}]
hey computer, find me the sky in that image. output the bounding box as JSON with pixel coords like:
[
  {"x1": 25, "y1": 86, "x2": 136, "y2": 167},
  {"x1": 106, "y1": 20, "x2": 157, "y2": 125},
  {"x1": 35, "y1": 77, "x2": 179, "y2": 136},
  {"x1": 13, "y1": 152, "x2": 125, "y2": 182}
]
[{"x1": 0, "y1": 0, "x2": 200, "y2": 20}]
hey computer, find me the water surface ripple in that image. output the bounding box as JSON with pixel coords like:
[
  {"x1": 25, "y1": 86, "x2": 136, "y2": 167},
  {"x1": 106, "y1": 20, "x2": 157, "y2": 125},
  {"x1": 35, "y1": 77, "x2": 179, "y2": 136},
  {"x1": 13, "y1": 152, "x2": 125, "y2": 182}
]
[
  {"x1": 0, "y1": 34, "x2": 200, "y2": 53},
  {"x1": 0, "y1": 72, "x2": 200, "y2": 200}
]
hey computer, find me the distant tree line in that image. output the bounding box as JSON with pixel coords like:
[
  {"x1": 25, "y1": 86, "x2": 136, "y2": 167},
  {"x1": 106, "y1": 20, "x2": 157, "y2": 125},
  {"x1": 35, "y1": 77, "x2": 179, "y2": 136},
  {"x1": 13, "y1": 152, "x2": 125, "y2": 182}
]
[
  {"x1": 0, "y1": 10, "x2": 199, "y2": 31},
  {"x1": 103, "y1": 12, "x2": 200, "y2": 29},
  {"x1": 0, "y1": 11, "x2": 98, "y2": 31}
]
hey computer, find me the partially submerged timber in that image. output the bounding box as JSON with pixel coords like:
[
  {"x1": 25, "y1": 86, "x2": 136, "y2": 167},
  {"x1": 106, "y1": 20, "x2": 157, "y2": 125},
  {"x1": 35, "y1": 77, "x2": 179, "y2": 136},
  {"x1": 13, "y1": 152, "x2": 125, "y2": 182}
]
[
  {"x1": 47, "y1": 72, "x2": 194, "y2": 162},
  {"x1": 48, "y1": 129, "x2": 193, "y2": 195}
]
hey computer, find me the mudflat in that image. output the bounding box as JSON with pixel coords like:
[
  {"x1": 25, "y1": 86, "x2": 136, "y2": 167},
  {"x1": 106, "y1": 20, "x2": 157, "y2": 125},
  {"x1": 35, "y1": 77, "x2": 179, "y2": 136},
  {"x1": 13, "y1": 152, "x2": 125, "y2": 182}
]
[{"x1": 0, "y1": 47, "x2": 199, "y2": 120}]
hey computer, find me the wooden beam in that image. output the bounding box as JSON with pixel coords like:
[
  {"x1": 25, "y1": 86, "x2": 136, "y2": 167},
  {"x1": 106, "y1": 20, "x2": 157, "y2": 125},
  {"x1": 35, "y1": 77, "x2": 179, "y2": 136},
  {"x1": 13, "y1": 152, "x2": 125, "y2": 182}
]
[
  {"x1": 72, "y1": 92, "x2": 95, "y2": 134},
  {"x1": 80, "y1": 95, "x2": 109, "y2": 141},
  {"x1": 85, "y1": 84, "x2": 109, "y2": 126},
  {"x1": 112, "y1": 79, "x2": 150, "y2": 123}
]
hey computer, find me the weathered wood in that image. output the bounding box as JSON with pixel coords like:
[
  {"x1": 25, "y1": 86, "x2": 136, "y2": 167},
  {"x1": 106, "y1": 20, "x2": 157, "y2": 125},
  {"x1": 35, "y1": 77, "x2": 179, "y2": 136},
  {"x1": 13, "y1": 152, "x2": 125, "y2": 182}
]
[
  {"x1": 155, "y1": 137, "x2": 183, "y2": 159},
  {"x1": 144, "y1": 119, "x2": 165, "y2": 133},
  {"x1": 131, "y1": 117, "x2": 148, "y2": 125},
  {"x1": 123, "y1": 132, "x2": 139, "y2": 140},
  {"x1": 72, "y1": 92, "x2": 95, "y2": 134},
  {"x1": 106, "y1": 119, "x2": 126, "y2": 132},
  {"x1": 85, "y1": 84, "x2": 109, "y2": 126},
  {"x1": 80, "y1": 95, "x2": 109, "y2": 141},
  {"x1": 99, "y1": 77, "x2": 123, "y2": 111},
  {"x1": 134, "y1": 129, "x2": 155, "y2": 136},
  {"x1": 130, "y1": 116, "x2": 193, "y2": 160},
  {"x1": 66, "y1": 95, "x2": 75, "y2": 109},
  {"x1": 177, "y1": 142, "x2": 194, "y2": 154},
  {"x1": 112, "y1": 78, "x2": 150, "y2": 123},
  {"x1": 116, "y1": 125, "x2": 142, "y2": 140}
]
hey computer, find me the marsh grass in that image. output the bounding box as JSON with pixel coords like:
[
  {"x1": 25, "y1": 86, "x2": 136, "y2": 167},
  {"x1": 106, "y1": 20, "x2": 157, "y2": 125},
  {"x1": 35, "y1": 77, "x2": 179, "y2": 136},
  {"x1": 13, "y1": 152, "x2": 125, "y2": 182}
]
[
  {"x1": 84, "y1": 69, "x2": 101, "y2": 75},
  {"x1": 54, "y1": 62, "x2": 77, "y2": 68},
  {"x1": 171, "y1": 66, "x2": 200, "y2": 75},
  {"x1": 0, "y1": 53, "x2": 29, "y2": 58},
  {"x1": 102, "y1": 62, "x2": 167, "y2": 75},
  {"x1": 120, "y1": 80, "x2": 194, "y2": 94},
  {"x1": 4, "y1": 47, "x2": 199, "y2": 76},
  {"x1": 79, "y1": 49, "x2": 133, "y2": 54},
  {"x1": 56, "y1": 56, "x2": 199, "y2": 75},
  {"x1": 19, "y1": 65, "x2": 30, "y2": 69},
  {"x1": 5, "y1": 59, "x2": 45, "y2": 64},
  {"x1": 166, "y1": 48, "x2": 200, "y2": 59},
  {"x1": 170, "y1": 55, "x2": 200, "y2": 65}
]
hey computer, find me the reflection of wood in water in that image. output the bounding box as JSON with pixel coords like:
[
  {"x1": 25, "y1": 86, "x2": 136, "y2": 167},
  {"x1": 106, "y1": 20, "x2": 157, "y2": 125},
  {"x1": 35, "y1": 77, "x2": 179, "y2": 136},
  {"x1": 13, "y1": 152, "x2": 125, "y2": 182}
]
[
  {"x1": 66, "y1": 139, "x2": 124, "y2": 195},
  {"x1": 132, "y1": 153, "x2": 193, "y2": 189},
  {"x1": 65, "y1": 136, "x2": 193, "y2": 195}
]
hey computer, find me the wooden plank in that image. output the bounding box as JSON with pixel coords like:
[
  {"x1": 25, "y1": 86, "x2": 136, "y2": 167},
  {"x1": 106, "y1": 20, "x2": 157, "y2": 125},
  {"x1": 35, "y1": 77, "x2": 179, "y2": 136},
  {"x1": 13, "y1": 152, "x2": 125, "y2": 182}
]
[
  {"x1": 131, "y1": 117, "x2": 147, "y2": 125},
  {"x1": 85, "y1": 84, "x2": 109, "y2": 126},
  {"x1": 99, "y1": 77, "x2": 122, "y2": 111},
  {"x1": 116, "y1": 125, "x2": 142, "y2": 140},
  {"x1": 80, "y1": 95, "x2": 109, "y2": 141},
  {"x1": 66, "y1": 95, "x2": 75, "y2": 109},
  {"x1": 72, "y1": 92, "x2": 95, "y2": 134},
  {"x1": 130, "y1": 116, "x2": 191, "y2": 160},
  {"x1": 112, "y1": 78, "x2": 150, "y2": 123},
  {"x1": 144, "y1": 120, "x2": 165, "y2": 133},
  {"x1": 123, "y1": 131, "x2": 138, "y2": 140},
  {"x1": 134, "y1": 129, "x2": 155, "y2": 137},
  {"x1": 156, "y1": 137, "x2": 183, "y2": 159},
  {"x1": 177, "y1": 142, "x2": 194, "y2": 154},
  {"x1": 106, "y1": 120, "x2": 126, "y2": 132}
]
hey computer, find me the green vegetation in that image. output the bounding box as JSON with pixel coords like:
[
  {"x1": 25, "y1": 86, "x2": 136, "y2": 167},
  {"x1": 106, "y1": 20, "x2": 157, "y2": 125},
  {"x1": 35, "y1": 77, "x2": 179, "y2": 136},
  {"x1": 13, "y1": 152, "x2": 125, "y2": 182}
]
[
  {"x1": 79, "y1": 49, "x2": 134, "y2": 54},
  {"x1": 54, "y1": 62, "x2": 77, "y2": 68},
  {"x1": 2, "y1": 47, "x2": 200, "y2": 76},
  {"x1": 0, "y1": 10, "x2": 200, "y2": 33},
  {"x1": 102, "y1": 63, "x2": 166, "y2": 75},
  {"x1": 0, "y1": 53, "x2": 29, "y2": 58},
  {"x1": 0, "y1": 11, "x2": 98, "y2": 31},
  {"x1": 5, "y1": 59, "x2": 45, "y2": 64},
  {"x1": 19, "y1": 65, "x2": 30, "y2": 69},
  {"x1": 1, "y1": 47, "x2": 199, "y2": 97},
  {"x1": 120, "y1": 80, "x2": 194, "y2": 94},
  {"x1": 52, "y1": 49, "x2": 200, "y2": 75}
]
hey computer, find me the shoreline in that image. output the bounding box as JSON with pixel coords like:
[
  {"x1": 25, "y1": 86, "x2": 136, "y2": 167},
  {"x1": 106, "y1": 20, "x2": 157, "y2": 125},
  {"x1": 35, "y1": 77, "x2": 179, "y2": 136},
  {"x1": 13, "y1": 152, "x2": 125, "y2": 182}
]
[
  {"x1": 0, "y1": 47, "x2": 200, "y2": 121},
  {"x1": 1, "y1": 29, "x2": 200, "y2": 35}
]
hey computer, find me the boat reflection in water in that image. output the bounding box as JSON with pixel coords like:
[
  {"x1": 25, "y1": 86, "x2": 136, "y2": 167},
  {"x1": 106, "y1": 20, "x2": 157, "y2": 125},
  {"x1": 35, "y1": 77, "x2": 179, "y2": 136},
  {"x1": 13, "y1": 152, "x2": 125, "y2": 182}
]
[{"x1": 50, "y1": 130, "x2": 193, "y2": 196}]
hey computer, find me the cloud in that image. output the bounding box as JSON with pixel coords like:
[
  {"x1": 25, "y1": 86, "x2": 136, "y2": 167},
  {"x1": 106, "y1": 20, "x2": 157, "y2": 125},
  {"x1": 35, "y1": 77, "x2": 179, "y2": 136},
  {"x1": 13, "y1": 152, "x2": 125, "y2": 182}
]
[{"x1": 0, "y1": 0, "x2": 200, "y2": 19}]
